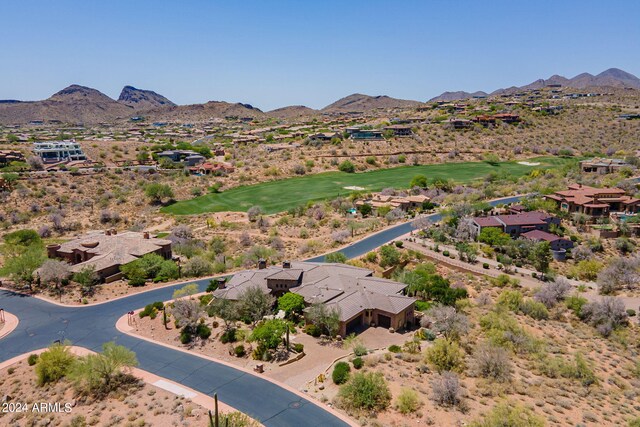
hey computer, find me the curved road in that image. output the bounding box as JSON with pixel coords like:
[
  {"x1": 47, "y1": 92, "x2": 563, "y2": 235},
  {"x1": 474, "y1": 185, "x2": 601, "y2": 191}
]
[{"x1": 0, "y1": 195, "x2": 523, "y2": 426}]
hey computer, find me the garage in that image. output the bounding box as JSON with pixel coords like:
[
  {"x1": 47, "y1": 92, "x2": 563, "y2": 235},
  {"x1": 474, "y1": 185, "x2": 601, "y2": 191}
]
[
  {"x1": 377, "y1": 314, "x2": 391, "y2": 329},
  {"x1": 346, "y1": 314, "x2": 363, "y2": 335}
]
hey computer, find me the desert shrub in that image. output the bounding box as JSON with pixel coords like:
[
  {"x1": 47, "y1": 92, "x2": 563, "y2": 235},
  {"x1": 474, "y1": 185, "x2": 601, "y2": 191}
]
[
  {"x1": 520, "y1": 299, "x2": 549, "y2": 320},
  {"x1": 338, "y1": 160, "x2": 355, "y2": 173},
  {"x1": 482, "y1": 262, "x2": 489, "y2": 269},
  {"x1": 250, "y1": 319, "x2": 286, "y2": 350},
  {"x1": 352, "y1": 357, "x2": 364, "y2": 369},
  {"x1": 196, "y1": 323, "x2": 212, "y2": 339},
  {"x1": 496, "y1": 289, "x2": 524, "y2": 311},
  {"x1": 221, "y1": 329, "x2": 237, "y2": 343},
  {"x1": 567, "y1": 353, "x2": 597, "y2": 386},
  {"x1": 479, "y1": 310, "x2": 540, "y2": 354},
  {"x1": 597, "y1": 256, "x2": 640, "y2": 294},
  {"x1": 431, "y1": 371, "x2": 464, "y2": 408},
  {"x1": 292, "y1": 343, "x2": 304, "y2": 353},
  {"x1": 627, "y1": 309, "x2": 636, "y2": 317},
  {"x1": 218, "y1": 411, "x2": 260, "y2": 427},
  {"x1": 36, "y1": 343, "x2": 75, "y2": 386},
  {"x1": 580, "y1": 297, "x2": 628, "y2": 336},
  {"x1": 139, "y1": 301, "x2": 164, "y2": 318},
  {"x1": 469, "y1": 402, "x2": 544, "y2": 427},
  {"x1": 388, "y1": 344, "x2": 402, "y2": 353},
  {"x1": 305, "y1": 324, "x2": 321, "y2": 337},
  {"x1": 421, "y1": 305, "x2": 469, "y2": 340},
  {"x1": 534, "y1": 277, "x2": 572, "y2": 308},
  {"x1": 180, "y1": 330, "x2": 192, "y2": 344},
  {"x1": 234, "y1": 345, "x2": 246, "y2": 357},
  {"x1": 395, "y1": 388, "x2": 421, "y2": 414},
  {"x1": 352, "y1": 343, "x2": 368, "y2": 357},
  {"x1": 565, "y1": 295, "x2": 588, "y2": 317},
  {"x1": 27, "y1": 354, "x2": 39, "y2": 366},
  {"x1": 332, "y1": 361, "x2": 351, "y2": 385},
  {"x1": 337, "y1": 372, "x2": 391, "y2": 413},
  {"x1": 69, "y1": 342, "x2": 138, "y2": 395},
  {"x1": 470, "y1": 342, "x2": 512, "y2": 382},
  {"x1": 424, "y1": 338, "x2": 465, "y2": 373}
]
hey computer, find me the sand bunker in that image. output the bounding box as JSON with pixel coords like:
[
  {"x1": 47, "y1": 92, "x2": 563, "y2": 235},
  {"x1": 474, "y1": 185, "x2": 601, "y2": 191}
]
[
  {"x1": 517, "y1": 161, "x2": 541, "y2": 166},
  {"x1": 344, "y1": 186, "x2": 365, "y2": 190}
]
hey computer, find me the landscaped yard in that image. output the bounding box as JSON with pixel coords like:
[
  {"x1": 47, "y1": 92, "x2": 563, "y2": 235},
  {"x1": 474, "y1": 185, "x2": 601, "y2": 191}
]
[{"x1": 162, "y1": 156, "x2": 576, "y2": 215}]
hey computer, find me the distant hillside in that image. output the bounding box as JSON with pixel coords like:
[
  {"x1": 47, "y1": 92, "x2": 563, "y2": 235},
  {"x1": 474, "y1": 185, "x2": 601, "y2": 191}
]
[
  {"x1": 118, "y1": 85, "x2": 175, "y2": 110},
  {"x1": 430, "y1": 68, "x2": 640, "y2": 101},
  {"x1": 143, "y1": 101, "x2": 265, "y2": 122},
  {"x1": 428, "y1": 91, "x2": 488, "y2": 102},
  {"x1": 322, "y1": 93, "x2": 422, "y2": 113},
  {"x1": 266, "y1": 105, "x2": 318, "y2": 119},
  {"x1": 0, "y1": 84, "x2": 133, "y2": 125}
]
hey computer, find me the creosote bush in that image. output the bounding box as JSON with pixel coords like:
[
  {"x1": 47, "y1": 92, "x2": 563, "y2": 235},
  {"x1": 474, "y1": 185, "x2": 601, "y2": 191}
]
[
  {"x1": 337, "y1": 372, "x2": 391, "y2": 413},
  {"x1": 431, "y1": 371, "x2": 464, "y2": 408},
  {"x1": 332, "y1": 361, "x2": 351, "y2": 385},
  {"x1": 424, "y1": 338, "x2": 465, "y2": 373},
  {"x1": 469, "y1": 402, "x2": 544, "y2": 427},
  {"x1": 395, "y1": 388, "x2": 421, "y2": 414}
]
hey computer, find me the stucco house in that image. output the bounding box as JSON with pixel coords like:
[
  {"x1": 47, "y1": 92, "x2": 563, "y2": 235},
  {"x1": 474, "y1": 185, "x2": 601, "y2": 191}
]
[
  {"x1": 213, "y1": 261, "x2": 416, "y2": 336},
  {"x1": 46, "y1": 230, "x2": 172, "y2": 282}
]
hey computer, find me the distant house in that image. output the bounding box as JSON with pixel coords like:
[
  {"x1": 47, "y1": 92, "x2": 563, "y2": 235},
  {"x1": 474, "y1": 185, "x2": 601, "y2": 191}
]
[
  {"x1": 189, "y1": 161, "x2": 235, "y2": 175},
  {"x1": 579, "y1": 158, "x2": 631, "y2": 174},
  {"x1": 0, "y1": 149, "x2": 25, "y2": 166},
  {"x1": 447, "y1": 118, "x2": 473, "y2": 129},
  {"x1": 350, "y1": 130, "x2": 384, "y2": 141},
  {"x1": 521, "y1": 230, "x2": 574, "y2": 251},
  {"x1": 33, "y1": 141, "x2": 87, "y2": 163},
  {"x1": 472, "y1": 211, "x2": 559, "y2": 238},
  {"x1": 355, "y1": 193, "x2": 430, "y2": 213},
  {"x1": 493, "y1": 113, "x2": 520, "y2": 123},
  {"x1": 472, "y1": 115, "x2": 496, "y2": 125},
  {"x1": 213, "y1": 261, "x2": 416, "y2": 336},
  {"x1": 308, "y1": 132, "x2": 339, "y2": 143},
  {"x1": 156, "y1": 150, "x2": 205, "y2": 166},
  {"x1": 384, "y1": 125, "x2": 413, "y2": 137},
  {"x1": 46, "y1": 230, "x2": 172, "y2": 282},
  {"x1": 545, "y1": 184, "x2": 640, "y2": 217}
]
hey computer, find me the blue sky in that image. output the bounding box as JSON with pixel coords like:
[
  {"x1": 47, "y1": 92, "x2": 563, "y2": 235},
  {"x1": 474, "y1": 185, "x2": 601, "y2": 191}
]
[{"x1": 1, "y1": 1, "x2": 639, "y2": 110}]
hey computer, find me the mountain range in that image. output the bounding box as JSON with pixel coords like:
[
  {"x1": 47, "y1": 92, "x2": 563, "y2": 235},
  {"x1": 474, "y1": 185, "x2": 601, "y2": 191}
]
[
  {"x1": 0, "y1": 68, "x2": 638, "y2": 125},
  {"x1": 428, "y1": 68, "x2": 640, "y2": 102}
]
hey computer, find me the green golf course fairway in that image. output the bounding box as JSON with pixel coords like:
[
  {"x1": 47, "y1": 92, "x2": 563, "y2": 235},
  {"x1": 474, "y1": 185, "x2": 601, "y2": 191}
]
[{"x1": 161, "y1": 156, "x2": 575, "y2": 215}]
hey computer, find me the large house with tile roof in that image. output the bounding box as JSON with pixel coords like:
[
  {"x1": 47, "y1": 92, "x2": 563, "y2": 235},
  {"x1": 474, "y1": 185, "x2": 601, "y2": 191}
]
[
  {"x1": 213, "y1": 261, "x2": 416, "y2": 336},
  {"x1": 545, "y1": 184, "x2": 640, "y2": 217},
  {"x1": 472, "y1": 210, "x2": 560, "y2": 238},
  {"x1": 46, "y1": 230, "x2": 172, "y2": 282}
]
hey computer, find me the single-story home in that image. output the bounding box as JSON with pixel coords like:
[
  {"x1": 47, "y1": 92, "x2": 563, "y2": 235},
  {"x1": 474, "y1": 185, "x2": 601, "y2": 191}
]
[
  {"x1": 521, "y1": 230, "x2": 574, "y2": 251},
  {"x1": 213, "y1": 261, "x2": 416, "y2": 337}
]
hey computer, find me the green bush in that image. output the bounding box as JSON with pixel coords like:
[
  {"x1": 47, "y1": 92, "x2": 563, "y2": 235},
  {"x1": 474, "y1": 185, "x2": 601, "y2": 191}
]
[
  {"x1": 35, "y1": 343, "x2": 75, "y2": 386},
  {"x1": 424, "y1": 339, "x2": 465, "y2": 373},
  {"x1": 418, "y1": 328, "x2": 437, "y2": 341},
  {"x1": 627, "y1": 309, "x2": 637, "y2": 317},
  {"x1": 305, "y1": 324, "x2": 321, "y2": 337},
  {"x1": 180, "y1": 330, "x2": 192, "y2": 344},
  {"x1": 292, "y1": 343, "x2": 304, "y2": 353},
  {"x1": 496, "y1": 290, "x2": 524, "y2": 311},
  {"x1": 388, "y1": 344, "x2": 402, "y2": 353},
  {"x1": 482, "y1": 262, "x2": 490, "y2": 269},
  {"x1": 139, "y1": 301, "x2": 164, "y2": 318},
  {"x1": 234, "y1": 345, "x2": 246, "y2": 357},
  {"x1": 395, "y1": 241, "x2": 404, "y2": 248},
  {"x1": 196, "y1": 323, "x2": 212, "y2": 339},
  {"x1": 352, "y1": 357, "x2": 364, "y2": 369},
  {"x1": 221, "y1": 329, "x2": 237, "y2": 343},
  {"x1": 565, "y1": 295, "x2": 588, "y2": 317},
  {"x1": 332, "y1": 361, "x2": 351, "y2": 385},
  {"x1": 395, "y1": 388, "x2": 421, "y2": 414},
  {"x1": 338, "y1": 160, "x2": 355, "y2": 173},
  {"x1": 520, "y1": 299, "x2": 549, "y2": 320},
  {"x1": 442, "y1": 250, "x2": 450, "y2": 257},
  {"x1": 27, "y1": 354, "x2": 39, "y2": 366},
  {"x1": 353, "y1": 343, "x2": 368, "y2": 357},
  {"x1": 337, "y1": 372, "x2": 391, "y2": 413}
]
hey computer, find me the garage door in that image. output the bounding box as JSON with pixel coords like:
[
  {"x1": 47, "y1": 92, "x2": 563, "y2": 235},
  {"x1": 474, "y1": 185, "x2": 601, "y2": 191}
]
[
  {"x1": 346, "y1": 315, "x2": 363, "y2": 335},
  {"x1": 377, "y1": 314, "x2": 391, "y2": 329}
]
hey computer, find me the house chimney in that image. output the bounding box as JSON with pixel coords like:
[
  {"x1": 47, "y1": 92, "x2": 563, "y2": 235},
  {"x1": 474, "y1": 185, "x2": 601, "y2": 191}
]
[
  {"x1": 216, "y1": 277, "x2": 226, "y2": 290},
  {"x1": 143, "y1": 232, "x2": 150, "y2": 239},
  {"x1": 258, "y1": 259, "x2": 267, "y2": 270},
  {"x1": 283, "y1": 260, "x2": 291, "y2": 269}
]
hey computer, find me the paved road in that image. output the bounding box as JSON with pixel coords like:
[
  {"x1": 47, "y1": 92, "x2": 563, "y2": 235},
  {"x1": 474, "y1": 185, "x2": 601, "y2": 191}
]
[
  {"x1": 0, "y1": 281, "x2": 347, "y2": 427},
  {"x1": 0, "y1": 194, "x2": 524, "y2": 426}
]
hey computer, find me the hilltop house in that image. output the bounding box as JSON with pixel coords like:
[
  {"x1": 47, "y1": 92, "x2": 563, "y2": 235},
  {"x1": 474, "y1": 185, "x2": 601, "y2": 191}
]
[
  {"x1": 156, "y1": 150, "x2": 205, "y2": 166},
  {"x1": 33, "y1": 141, "x2": 87, "y2": 163},
  {"x1": 579, "y1": 158, "x2": 631, "y2": 174},
  {"x1": 213, "y1": 261, "x2": 416, "y2": 336},
  {"x1": 46, "y1": 230, "x2": 172, "y2": 282},
  {"x1": 189, "y1": 161, "x2": 235, "y2": 175},
  {"x1": 472, "y1": 211, "x2": 560, "y2": 238},
  {"x1": 350, "y1": 130, "x2": 384, "y2": 141},
  {"x1": 545, "y1": 184, "x2": 640, "y2": 217},
  {"x1": 0, "y1": 149, "x2": 25, "y2": 166},
  {"x1": 384, "y1": 125, "x2": 413, "y2": 137},
  {"x1": 355, "y1": 193, "x2": 430, "y2": 213}
]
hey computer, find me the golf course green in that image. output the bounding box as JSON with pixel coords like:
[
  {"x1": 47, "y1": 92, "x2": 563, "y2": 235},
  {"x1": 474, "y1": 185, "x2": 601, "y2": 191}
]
[{"x1": 161, "y1": 156, "x2": 575, "y2": 215}]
